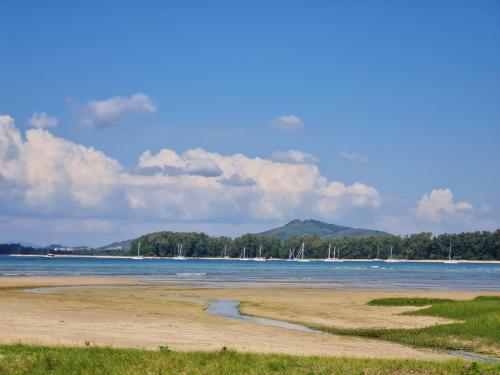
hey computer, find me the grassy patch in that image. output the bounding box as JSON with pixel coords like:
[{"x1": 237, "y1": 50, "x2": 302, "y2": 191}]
[
  {"x1": 0, "y1": 344, "x2": 498, "y2": 375},
  {"x1": 317, "y1": 296, "x2": 500, "y2": 357}
]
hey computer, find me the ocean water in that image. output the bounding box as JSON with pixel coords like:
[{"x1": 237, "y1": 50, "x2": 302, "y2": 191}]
[{"x1": 1, "y1": 255, "x2": 499, "y2": 291}]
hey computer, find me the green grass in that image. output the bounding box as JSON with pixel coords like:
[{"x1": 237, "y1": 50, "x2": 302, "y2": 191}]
[
  {"x1": 0, "y1": 344, "x2": 498, "y2": 375},
  {"x1": 368, "y1": 298, "x2": 455, "y2": 306},
  {"x1": 317, "y1": 296, "x2": 500, "y2": 357}
]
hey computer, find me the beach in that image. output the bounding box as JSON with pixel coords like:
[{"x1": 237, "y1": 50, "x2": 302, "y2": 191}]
[{"x1": 1, "y1": 276, "x2": 498, "y2": 361}]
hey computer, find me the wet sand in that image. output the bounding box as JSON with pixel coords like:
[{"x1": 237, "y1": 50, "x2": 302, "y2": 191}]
[{"x1": 1, "y1": 276, "x2": 498, "y2": 360}]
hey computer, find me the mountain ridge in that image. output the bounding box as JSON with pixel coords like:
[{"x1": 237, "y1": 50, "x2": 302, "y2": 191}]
[{"x1": 256, "y1": 219, "x2": 391, "y2": 241}]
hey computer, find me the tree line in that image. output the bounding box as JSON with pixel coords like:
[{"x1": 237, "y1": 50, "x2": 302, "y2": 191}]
[
  {"x1": 1, "y1": 229, "x2": 498, "y2": 260},
  {"x1": 129, "y1": 230, "x2": 500, "y2": 260}
]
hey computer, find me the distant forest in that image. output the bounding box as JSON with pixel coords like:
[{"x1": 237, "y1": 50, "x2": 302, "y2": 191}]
[
  {"x1": 127, "y1": 230, "x2": 500, "y2": 260},
  {"x1": 2, "y1": 230, "x2": 499, "y2": 260}
]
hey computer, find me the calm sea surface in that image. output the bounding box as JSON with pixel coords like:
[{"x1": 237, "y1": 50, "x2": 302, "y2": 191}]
[{"x1": 1, "y1": 256, "x2": 499, "y2": 291}]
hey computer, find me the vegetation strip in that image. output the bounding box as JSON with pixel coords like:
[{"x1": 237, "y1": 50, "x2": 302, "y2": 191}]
[{"x1": 0, "y1": 344, "x2": 499, "y2": 375}]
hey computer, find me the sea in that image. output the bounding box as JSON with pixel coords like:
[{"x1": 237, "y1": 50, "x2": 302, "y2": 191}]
[{"x1": 1, "y1": 255, "x2": 499, "y2": 291}]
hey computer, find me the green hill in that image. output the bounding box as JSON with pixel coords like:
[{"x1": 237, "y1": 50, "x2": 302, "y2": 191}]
[{"x1": 257, "y1": 219, "x2": 391, "y2": 241}]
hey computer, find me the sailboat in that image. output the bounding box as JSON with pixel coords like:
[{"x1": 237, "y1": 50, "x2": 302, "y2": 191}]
[
  {"x1": 286, "y1": 248, "x2": 295, "y2": 261},
  {"x1": 173, "y1": 243, "x2": 186, "y2": 260},
  {"x1": 444, "y1": 242, "x2": 459, "y2": 264},
  {"x1": 253, "y1": 243, "x2": 266, "y2": 261},
  {"x1": 324, "y1": 243, "x2": 335, "y2": 262},
  {"x1": 385, "y1": 245, "x2": 399, "y2": 262},
  {"x1": 295, "y1": 242, "x2": 310, "y2": 262},
  {"x1": 325, "y1": 244, "x2": 343, "y2": 262},
  {"x1": 222, "y1": 243, "x2": 230, "y2": 259},
  {"x1": 132, "y1": 241, "x2": 144, "y2": 260},
  {"x1": 239, "y1": 246, "x2": 249, "y2": 260},
  {"x1": 373, "y1": 244, "x2": 381, "y2": 261}
]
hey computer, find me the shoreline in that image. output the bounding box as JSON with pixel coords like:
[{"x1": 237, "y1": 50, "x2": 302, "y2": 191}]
[
  {"x1": 7, "y1": 253, "x2": 500, "y2": 264},
  {"x1": 0, "y1": 276, "x2": 499, "y2": 360}
]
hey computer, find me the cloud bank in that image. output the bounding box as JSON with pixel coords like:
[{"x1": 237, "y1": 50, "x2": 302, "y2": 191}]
[{"x1": 0, "y1": 115, "x2": 381, "y2": 226}]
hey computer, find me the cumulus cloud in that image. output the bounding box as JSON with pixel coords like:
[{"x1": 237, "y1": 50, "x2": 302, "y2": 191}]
[
  {"x1": 339, "y1": 152, "x2": 368, "y2": 164},
  {"x1": 270, "y1": 115, "x2": 304, "y2": 131},
  {"x1": 414, "y1": 188, "x2": 473, "y2": 223},
  {"x1": 29, "y1": 112, "x2": 58, "y2": 129},
  {"x1": 0, "y1": 115, "x2": 381, "y2": 225},
  {"x1": 270, "y1": 150, "x2": 318, "y2": 164},
  {"x1": 81, "y1": 93, "x2": 156, "y2": 127},
  {"x1": 375, "y1": 188, "x2": 490, "y2": 235}
]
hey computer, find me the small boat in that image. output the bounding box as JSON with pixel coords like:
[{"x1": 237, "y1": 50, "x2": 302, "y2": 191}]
[
  {"x1": 385, "y1": 245, "x2": 399, "y2": 262},
  {"x1": 132, "y1": 241, "x2": 144, "y2": 260},
  {"x1": 173, "y1": 243, "x2": 186, "y2": 260},
  {"x1": 239, "y1": 246, "x2": 249, "y2": 261},
  {"x1": 253, "y1": 244, "x2": 266, "y2": 262},
  {"x1": 43, "y1": 253, "x2": 56, "y2": 259},
  {"x1": 444, "y1": 242, "x2": 459, "y2": 264}
]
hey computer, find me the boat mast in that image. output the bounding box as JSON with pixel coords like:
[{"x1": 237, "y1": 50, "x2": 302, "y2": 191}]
[
  {"x1": 137, "y1": 241, "x2": 141, "y2": 257},
  {"x1": 328, "y1": 244, "x2": 331, "y2": 259}
]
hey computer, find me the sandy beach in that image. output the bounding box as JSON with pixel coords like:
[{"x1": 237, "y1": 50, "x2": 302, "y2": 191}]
[{"x1": 1, "y1": 277, "x2": 498, "y2": 360}]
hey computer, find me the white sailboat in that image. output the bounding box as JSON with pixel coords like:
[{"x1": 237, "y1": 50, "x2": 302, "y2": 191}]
[
  {"x1": 173, "y1": 243, "x2": 186, "y2": 260},
  {"x1": 295, "y1": 242, "x2": 310, "y2": 262},
  {"x1": 286, "y1": 247, "x2": 295, "y2": 261},
  {"x1": 325, "y1": 243, "x2": 343, "y2": 262},
  {"x1": 385, "y1": 245, "x2": 399, "y2": 262},
  {"x1": 132, "y1": 241, "x2": 144, "y2": 260},
  {"x1": 222, "y1": 243, "x2": 230, "y2": 259},
  {"x1": 239, "y1": 246, "x2": 249, "y2": 260},
  {"x1": 373, "y1": 244, "x2": 381, "y2": 261},
  {"x1": 444, "y1": 242, "x2": 459, "y2": 264},
  {"x1": 253, "y1": 243, "x2": 266, "y2": 261},
  {"x1": 324, "y1": 243, "x2": 335, "y2": 262}
]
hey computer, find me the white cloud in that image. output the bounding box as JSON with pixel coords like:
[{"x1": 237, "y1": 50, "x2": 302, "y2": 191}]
[
  {"x1": 415, "y1": 188, "x2": 473, "y2": 223},
  {"x1": 82, "y1": 93, "x2": 156, "y2": 127},
  {"x1": 270, "y1": 115, "x2": 304, "y2": 131},
  {"x1": 29, "y1": 112, "x2": 58, "y2": 129},
  {"x1": 270, "y1": 150, "x2": 318, "y2": 164},
  {"x1": 339, "y1": 152, "x2": 368, "y2": 164},
  {"x1": 374, "y1": 188, "x2": 493, "y2": 235},
  {"x1": 0, "y1": 115, "x2": 381, "y2": 225}
]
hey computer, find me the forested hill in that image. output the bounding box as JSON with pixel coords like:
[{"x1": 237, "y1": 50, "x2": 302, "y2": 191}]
[
  {"x1": 257, "y1": 219, "x2": 391, "y2": 241},
  {"x1": 127, "y1": 230, "x2": 500, "y2": 260}
]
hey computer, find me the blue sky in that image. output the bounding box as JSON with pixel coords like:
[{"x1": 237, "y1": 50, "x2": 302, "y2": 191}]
[{"x1": 1, "y1": 1, "x2": 499, "y2": 246}]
